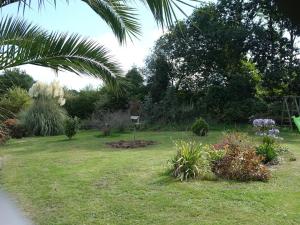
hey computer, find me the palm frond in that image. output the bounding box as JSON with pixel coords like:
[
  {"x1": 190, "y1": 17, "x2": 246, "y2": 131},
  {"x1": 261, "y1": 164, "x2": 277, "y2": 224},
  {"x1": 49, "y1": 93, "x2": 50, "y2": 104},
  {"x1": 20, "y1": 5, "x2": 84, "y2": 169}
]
[
  {"x1": 0, "y1": 17, "x2": 121, "y2": 86},
  {"x1": 82, "y1": 0, "x2": 141, "y2": 43},
  {"x1": 0, "y1": 0, "x2": 198, "y2": 43}
]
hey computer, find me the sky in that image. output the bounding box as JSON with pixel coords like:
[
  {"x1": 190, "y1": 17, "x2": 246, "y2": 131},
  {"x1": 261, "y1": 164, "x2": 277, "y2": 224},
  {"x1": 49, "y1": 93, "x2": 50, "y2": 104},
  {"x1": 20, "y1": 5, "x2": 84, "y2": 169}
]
[{"x1": 1, "y1": 0, "x2": 201, "y2": 90}]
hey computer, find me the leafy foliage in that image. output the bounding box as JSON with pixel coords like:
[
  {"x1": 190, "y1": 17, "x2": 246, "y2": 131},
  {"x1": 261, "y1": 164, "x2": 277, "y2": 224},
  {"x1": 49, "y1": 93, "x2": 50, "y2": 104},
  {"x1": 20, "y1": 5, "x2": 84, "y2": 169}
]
[
  {"x1": 0, "y1": 87, "x2": 32, "y2": 114},
  {"x1": 1, "y1": 0, "x2": 196, "y2": 44},
  {"x1": 64, "y1": 87, "x2": 101, "y2": 119},
  {"x1": 3, "y1": 118, "x2": 26, "y2": 139},
  {"x1": 212, "y1": 132, "x2": 271, "y2": 182},
  {"x1": 169, "y1": 141, "x2": 215, "y2": 181},
  {"x1": 191, "y1": 117, "x2": 209, "y2": 136},
  {"x1": 0, "y1": 17, "x2": 120, "y2": 87},
  {"x1": 0, "y1": 69, "x2": 34, "y2": 94},
  {"x1": 256, "y1": 143, "x2": 278, "y2": 164},
  {"x1": 64, "y1": 117, "x2": 80, "y2": 139},
  {"x1": 0, "y1": 124, "x2": 8, "y2": 144},
  {"x1": 20, "y1": 99, "x2": 67, "y2": 136}
]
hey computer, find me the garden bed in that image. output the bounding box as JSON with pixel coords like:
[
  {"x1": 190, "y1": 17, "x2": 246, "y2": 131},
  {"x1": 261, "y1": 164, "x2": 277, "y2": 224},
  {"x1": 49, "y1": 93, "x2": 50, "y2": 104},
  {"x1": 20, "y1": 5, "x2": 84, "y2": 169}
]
[{"x1": 106, "y1": 140, "x2": 156, "y2": 149}]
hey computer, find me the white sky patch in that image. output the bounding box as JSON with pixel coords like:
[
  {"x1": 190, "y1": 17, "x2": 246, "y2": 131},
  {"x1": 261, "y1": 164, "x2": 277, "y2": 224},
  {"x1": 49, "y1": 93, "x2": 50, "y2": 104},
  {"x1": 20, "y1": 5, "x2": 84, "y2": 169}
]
[
  {"x1": 97, "y1": 29, "x2": 163, "y2": 71},
  {"x1": 17, "y1": 28, "x2": 163, "y2": 90}
]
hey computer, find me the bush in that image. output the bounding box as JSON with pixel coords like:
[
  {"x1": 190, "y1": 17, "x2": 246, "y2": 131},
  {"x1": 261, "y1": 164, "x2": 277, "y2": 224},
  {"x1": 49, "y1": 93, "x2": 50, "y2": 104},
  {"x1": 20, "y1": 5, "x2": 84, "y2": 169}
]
[
  {"x1": 3, "y1": 119, "x2": 26, "y2": 139},
  {"x1": 20, "y1": 99, "x2": 67, "y2": 136},
  {"x1": 169, "y1": 141, "x2": 215, "y2": 181},
  {"x1": 191, "y1": 117, "x2": 209, "y2": 136},
  {"x1": 64, "y1": 88, "x2": 100, "y2": 119},
  {"x1": 0, "y1": 126, "x2": 8, "y2": 145},
  {"x1": 0, "y1": 87, "x2": 32, "y2": 114},
  {"x1": 64, "y1": 117, "x2": 80, "y2": 139},
  {"x1": 212, "y1": 132, "x2": 271, "y2": 181},
  {"x1": 213, "y1": 148, "x2": 271, "y2": 181},
  {"x1": 256, "y1": 143, "x2": 277, "y2": 164}
]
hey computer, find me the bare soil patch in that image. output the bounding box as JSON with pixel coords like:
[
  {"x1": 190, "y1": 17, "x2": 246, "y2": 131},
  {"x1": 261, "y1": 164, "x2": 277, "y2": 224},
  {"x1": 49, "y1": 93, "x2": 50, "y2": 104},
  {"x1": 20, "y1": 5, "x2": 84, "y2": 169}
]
[{"x1": 106, "y1": 140, "x2": 156, "y2": 149}]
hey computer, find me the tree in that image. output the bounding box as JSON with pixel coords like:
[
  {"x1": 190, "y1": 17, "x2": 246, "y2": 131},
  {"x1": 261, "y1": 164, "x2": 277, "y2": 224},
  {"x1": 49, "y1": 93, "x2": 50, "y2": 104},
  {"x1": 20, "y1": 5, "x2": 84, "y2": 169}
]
[
  {"x1": 64, "y1": 87, "x2": 101, "y2": 119},
  {"x1": 0, "y1": 0, "x2": 196, "y2": 87},
  {"x1": 125, "y1": 67, "x2": 146, "y2": 100},
  {"x1": 0, "y1": 69, "x2": 34, "y2": 94}
]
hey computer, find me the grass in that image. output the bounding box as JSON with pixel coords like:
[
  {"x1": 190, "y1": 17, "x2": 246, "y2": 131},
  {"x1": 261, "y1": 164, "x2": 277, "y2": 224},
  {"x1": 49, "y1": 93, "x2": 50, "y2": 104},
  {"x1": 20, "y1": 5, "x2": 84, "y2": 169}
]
[{"x1": 0, "y1": 130, "x2": 300, "y2": 225}]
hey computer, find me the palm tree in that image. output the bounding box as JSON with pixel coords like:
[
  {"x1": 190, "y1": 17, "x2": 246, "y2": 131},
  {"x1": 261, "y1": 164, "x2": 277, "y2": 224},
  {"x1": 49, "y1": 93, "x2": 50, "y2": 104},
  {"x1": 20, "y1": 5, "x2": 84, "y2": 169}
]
[{"x1": 0, "y1": 0, "x2": 197, "y2": 82}]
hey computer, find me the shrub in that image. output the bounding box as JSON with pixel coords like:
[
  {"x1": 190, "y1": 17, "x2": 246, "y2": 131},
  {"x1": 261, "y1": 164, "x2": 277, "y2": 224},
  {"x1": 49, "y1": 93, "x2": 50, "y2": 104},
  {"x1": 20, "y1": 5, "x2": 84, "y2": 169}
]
[
  {"x1": 64, "y1": 117, "x2": 80, "y2": 139},
  {"x1": 64, "y1": 88, "x2": 100, "y2": 119},
  {"x1": 256, "y1": 143, "x2": 277, "y2": 164},
  {"x1": 0, "y1": 87, "x2": 32, "y2": 114},
  {"x1": 213, "y1": 132, "x2": 253, "y2": 151},
  {"x1": 3, "y1": 119, "x2": 26, "y2": 139},
  {"x1": 169, "y1": 141, "x2": 215, "y2": 181},
  {"x1": 0, "y1": 126, "x2": 8, "y2": 145},
  {"x1": 213, "y1": 148, "x2": 271, "y2": 181},
  {"x1": 191, "y1": 117, "x2": 209, "y2": 136},
  {"x1": 262, "y1": 136, "x2": 276, "y2": 145},
  {"x1": 20, "y1": 99, "x2": 67, "y2": 136},
  {"x1": 212, "y1": 132, "x2": 271, "y2": 181}
]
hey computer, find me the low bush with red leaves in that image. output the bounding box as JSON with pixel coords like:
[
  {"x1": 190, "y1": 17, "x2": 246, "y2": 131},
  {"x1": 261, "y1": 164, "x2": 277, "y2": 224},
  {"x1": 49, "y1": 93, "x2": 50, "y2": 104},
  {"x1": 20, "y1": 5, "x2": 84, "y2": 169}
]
[
  {"x1": 3, "y1": 118, "x2": 25, "y2": 139},
  {"x1": 212, "y1": 132, "x2": 271, "y2": 182}
]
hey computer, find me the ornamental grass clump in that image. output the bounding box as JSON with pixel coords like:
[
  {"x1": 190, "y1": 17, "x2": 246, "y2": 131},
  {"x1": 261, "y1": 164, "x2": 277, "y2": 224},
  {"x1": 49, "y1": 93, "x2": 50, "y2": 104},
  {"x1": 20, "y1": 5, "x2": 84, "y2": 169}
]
[
  {"x1": 20, "y1": 81, "x2": 67, "y2": 136},
  {"x1": 169, "y1": 141, "x2": 220, "y2": 181}
]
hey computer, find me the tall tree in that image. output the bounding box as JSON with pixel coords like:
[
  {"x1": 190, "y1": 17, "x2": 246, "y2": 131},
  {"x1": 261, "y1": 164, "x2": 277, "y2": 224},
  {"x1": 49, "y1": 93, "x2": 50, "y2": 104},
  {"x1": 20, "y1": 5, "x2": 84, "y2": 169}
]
[{"x1": 0, "y1": 68, "x2": 34, "y2": 94}]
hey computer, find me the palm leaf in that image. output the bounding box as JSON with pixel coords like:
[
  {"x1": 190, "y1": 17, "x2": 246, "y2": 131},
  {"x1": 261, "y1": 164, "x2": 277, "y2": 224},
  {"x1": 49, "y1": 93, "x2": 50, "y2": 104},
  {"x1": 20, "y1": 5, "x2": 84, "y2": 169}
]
[
  {"x1": 0, "y1": 0, "x2": 198, "y2": 43},
  {"x1": 0, "y1": 17, "x2": 121, "y2": 86}
]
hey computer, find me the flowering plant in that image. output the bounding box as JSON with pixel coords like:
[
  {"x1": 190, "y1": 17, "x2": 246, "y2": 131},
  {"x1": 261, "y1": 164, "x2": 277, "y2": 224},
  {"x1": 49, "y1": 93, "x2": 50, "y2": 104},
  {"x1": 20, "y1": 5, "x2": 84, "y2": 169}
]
[
  {"x1": 29, "y1": 81, "x2": 65, "y2": 106},
  {"x1": 252, "y1": 118, "x2": 281, "y2": 139}
]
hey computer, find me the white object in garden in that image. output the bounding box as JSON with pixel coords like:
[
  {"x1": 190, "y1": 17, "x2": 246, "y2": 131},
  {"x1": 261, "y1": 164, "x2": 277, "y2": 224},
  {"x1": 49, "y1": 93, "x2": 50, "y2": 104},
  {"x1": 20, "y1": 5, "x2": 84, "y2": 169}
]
[{"x1": 29, "y1": 81, "x2": 65, "y2": 106}]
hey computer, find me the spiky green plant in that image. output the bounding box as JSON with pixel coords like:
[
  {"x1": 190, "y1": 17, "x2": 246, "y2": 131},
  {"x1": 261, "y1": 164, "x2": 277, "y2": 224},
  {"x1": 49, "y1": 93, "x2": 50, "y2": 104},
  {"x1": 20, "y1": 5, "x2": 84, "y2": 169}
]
[
  {"x1": 20, "y1": 98, "x2": 67, "y2": 136},
  {"x1": 169, "y1": 141, "x2": 214, "y2": 181}
]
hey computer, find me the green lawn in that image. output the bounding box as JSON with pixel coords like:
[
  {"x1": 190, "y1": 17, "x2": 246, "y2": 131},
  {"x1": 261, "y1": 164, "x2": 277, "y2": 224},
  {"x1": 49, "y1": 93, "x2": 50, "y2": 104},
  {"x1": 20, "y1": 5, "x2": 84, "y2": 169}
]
[{"x1": 0, "y1": 130, "x2": 300, "y2": 225}]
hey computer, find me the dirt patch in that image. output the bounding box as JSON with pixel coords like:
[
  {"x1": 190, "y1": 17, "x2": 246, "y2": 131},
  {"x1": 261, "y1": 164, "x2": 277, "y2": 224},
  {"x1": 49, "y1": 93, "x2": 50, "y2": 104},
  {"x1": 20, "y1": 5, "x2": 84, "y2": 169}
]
[{"x1": 106, "y1": 140, "x2": 156, "y2": 149}]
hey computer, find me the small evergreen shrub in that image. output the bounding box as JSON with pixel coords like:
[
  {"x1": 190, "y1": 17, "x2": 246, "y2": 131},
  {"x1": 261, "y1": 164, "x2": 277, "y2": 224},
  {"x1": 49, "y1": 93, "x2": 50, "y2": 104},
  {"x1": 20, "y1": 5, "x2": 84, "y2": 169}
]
[
  {"x1": 64, "y1": 117, "x2": 80, "y2": 139},
  {"x1": 169, "y1": 141, "x2": 216, "y2": 181},
  {"x1": 191, "y1": 117, "x2": 209, "y2": 136}
]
